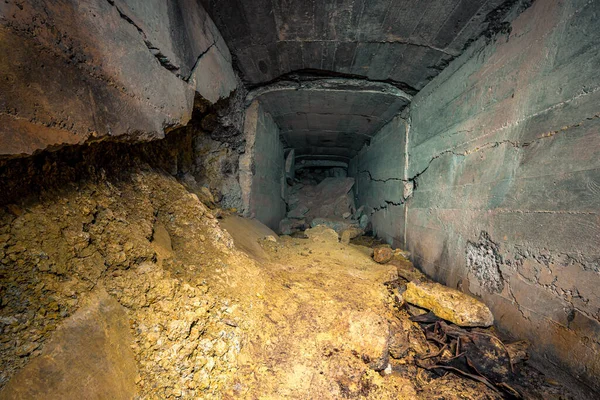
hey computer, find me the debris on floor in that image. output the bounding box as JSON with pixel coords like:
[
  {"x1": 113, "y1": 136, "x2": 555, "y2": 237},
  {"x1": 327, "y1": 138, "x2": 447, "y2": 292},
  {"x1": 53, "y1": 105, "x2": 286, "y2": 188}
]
[
  {"x1": 281, "y1": 177, "x2": 367, "y2": 236},
  {"x1": 378, "y1": 244, "x2": 574, "y2": 400},
  {"x1": 0, "y1": 168, "x2": 582, "y2": 398},
  {"x1": 403, "y1": 281, "x2": 495, "y2": 327},
  {"x1": 373, "y1": 245, "x2": 394, "y2": 264}
]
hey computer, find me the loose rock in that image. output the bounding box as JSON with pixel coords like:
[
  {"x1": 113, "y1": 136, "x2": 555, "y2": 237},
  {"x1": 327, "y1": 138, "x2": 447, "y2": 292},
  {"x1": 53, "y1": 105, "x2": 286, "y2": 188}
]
[
  {"x1": 340, "y1": 227, "x2": 363, "y2": 244},
  {"x1": 373, "y1": 246, "x2": 393, "y2": 264},
  {"x1": 304, "y1": 226, "x2": 339, "y2": 243},
  {"x1": 310, "y1": 217, "x2": 358, "y2": 235},
  {"x1": 403, "y1": 281, "x2": 494, "y2": 327}
]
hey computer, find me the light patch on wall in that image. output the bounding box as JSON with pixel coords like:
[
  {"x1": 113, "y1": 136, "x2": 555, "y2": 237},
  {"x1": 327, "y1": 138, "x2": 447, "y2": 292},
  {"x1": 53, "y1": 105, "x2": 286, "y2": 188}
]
[{"x1": 466, "y1": 232, "x2": 505, "y2": 293}]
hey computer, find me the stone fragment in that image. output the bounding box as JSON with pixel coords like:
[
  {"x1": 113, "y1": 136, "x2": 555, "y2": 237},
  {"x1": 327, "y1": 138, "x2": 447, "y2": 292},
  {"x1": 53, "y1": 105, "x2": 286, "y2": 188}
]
[
  {"x1": 403, "y1": 281, "x2": 494, "y2": 327},
  {"x1": 279, "y1": 218, "x2": 307, "y2": 235},
  {"x1": 353, "y1": 205, "x2": 365, "y2": 220},
  {"x1": 392, "y1": 260, "x2": 427, "y2": 282},
  {"x1": 152, "y1": 222, "x2": 173, "y2": 254},
  {"x1": 393, "y1": 248, "x2": 411, "y2": 260},
  {"x1": 347, "y1": 310, "x2": 390, "y2": 371},
  {"x1": 359, "y1": 214, "x2": 369, "y2": 230},
  {"x1": 287, "y1": 204, "x2": 309, "y2": 219},
  {"x1": 304, "y1": 226, "x2": 339, "y2": 243},
  {"x1": 340, "y1": 227, "x2": 363, "y2": 244},
  {"x1": 342, "y1": 212, "x2": 351, "y2": 219},
  {"x1": 373, "y1": 246, "x2": 393, "y2": 264},
  {"x1": 310, "y1": 217, "x2": 357, "y2": 234}
]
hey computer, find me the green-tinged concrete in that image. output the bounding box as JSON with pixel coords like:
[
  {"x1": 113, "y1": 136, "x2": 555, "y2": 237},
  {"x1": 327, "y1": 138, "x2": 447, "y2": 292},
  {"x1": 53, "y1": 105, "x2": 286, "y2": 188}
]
[
  {"x1": 240, "y1": 101, "x2": 286, "y2": 230},
  {"x1": 201, "y1": 0, "x2": 514, "y2": 89},
  {"x1": 247, "y1": 78, "x2": 411, "y2": 160},
  {"x1": 348, "y1": 116, "x2": 408, "y2": 247},
  {"x1": 405, "y1": 0, "x2": 600, "y2": 391}
]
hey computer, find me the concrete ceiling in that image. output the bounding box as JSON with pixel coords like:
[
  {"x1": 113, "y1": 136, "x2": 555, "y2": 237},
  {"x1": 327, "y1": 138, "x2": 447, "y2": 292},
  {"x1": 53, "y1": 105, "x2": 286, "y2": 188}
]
[
  {"x1": 201, "y1": 0, "x2": 518, "y2": 160},
  {"x1": 248, "y1": 77, "x2": 411, "y2": 160}
]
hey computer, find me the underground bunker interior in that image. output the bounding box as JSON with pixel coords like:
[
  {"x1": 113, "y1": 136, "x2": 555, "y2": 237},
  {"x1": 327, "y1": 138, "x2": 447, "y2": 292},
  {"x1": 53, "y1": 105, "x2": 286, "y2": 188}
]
[{"x1": 0, "y1": 0, "x2": 599, "y2": 398}]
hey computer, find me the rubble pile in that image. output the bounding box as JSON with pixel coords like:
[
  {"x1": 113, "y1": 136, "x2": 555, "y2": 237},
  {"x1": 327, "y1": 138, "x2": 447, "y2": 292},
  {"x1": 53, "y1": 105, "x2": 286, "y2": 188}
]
[
  {"x1": 374, "y1": 246, "x2": 564, "y2": 399},
  {"x1": 0, "y1": 170, "x2": 249, "y2": 399},
  {"x1": 279, "y1": 177, "x2": 369, "y2": 239},
  {"x1": 0, "y1": 175, "x2": 579, "y2": 399}
]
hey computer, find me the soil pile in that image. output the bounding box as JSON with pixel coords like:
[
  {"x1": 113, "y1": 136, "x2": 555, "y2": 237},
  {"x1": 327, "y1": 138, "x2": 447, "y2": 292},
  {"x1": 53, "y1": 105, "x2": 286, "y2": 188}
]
[{"x1": 0, "y1": 166, "x2": 581, "y2": 399}]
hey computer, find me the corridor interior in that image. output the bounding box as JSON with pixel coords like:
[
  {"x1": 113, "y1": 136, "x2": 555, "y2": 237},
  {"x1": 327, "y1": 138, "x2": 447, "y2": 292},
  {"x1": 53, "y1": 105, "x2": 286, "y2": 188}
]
[{"x1": 0, "y1": 0, "x2": 599, "y2": 398}]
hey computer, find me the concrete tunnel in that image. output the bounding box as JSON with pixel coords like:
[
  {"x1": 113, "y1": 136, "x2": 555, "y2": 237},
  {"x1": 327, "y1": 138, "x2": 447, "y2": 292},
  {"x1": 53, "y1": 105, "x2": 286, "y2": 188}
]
[{"x1": 0, "y1": 0, "x2": 599, "y2": 398}]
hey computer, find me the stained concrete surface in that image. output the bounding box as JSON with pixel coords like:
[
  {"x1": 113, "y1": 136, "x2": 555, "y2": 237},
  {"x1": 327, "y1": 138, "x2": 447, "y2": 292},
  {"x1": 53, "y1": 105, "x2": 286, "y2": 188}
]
[
  {"x1": 201, "y1": 0, "x2": 530, "y2": 164},
  {"x1": 349, "y1": 116, "x2": 409, "y2": 247},
  {"x1": 0, "y1": 0, "x2": 237, "y2": 156},
  {"x1": 240, "y1": 100, "x2": 286, "y2": 230},
  {"x1": 404, "y1": 0, "x2": 600, "y2": 391},
  {"x1": 201, "y1": 0, "x2": 525, "y2": 90},
  {"x1": 250, "y1": 77, "x2": 411, "y2": 160},
  {"x1": 0, "y1": 0, "x2": 598, "y2": 395}
]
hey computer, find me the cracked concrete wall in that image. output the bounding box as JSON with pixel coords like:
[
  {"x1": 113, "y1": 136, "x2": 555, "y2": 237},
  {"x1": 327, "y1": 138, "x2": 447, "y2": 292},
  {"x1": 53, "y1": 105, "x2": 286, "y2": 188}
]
[
  {"x1": 240, "y1": 100, "x2": 286, "y2": 231},
  {"x1": 349, "y1": 116, "x2": 408, "y2": 246},
  {"x1": 406, "y1": 0, "x2": 600, "y2": 390},
  {"x1": 0, "y1": 0, "x2": 237, "y2": 157},
  {"x1": 201, "y1": 0, "x2": 527, "y2": 93}
]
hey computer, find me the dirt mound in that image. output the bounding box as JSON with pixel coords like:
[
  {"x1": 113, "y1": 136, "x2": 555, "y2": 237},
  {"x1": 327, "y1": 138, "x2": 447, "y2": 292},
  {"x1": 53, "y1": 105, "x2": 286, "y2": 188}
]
[
  {"x1": 0, "y1": 167, "x2": 580, "y2": 399},
  {"x1": 0, "y1": 169, "x2": 259, "y2": 399}
]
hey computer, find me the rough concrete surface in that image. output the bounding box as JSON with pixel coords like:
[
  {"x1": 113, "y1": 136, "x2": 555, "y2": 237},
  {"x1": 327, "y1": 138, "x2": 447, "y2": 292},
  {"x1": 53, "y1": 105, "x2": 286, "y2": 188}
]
[
  {"x1": 404, "y1": 0, "x2": 600, "y2": 391},
  {"x1": 240, "y1": 100, "x2": 286, "y2": 230},
  {"x1": 249, "y1": 77, "x2": 411, "y2": 159},
  {"x1": 349, "y1": 116, "x2": 408, "y2": 247},
  {"x1": 0, "y1": 0, "x2": 236, "y2": 157},
  {"x1": 201, "y1": 0, "x2": 524, "y2": 90}
]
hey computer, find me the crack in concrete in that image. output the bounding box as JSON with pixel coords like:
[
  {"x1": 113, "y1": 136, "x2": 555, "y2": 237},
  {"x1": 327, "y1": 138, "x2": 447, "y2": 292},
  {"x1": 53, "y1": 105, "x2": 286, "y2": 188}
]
[
  {"x1": 107, "y1": 1, "x2": 182, "y2": 74},
  {"x1": 506, "y1": 282, "x2": 531, "y2": 321},
  {"x1": 108, "y1": 0, "x2": 218, "y2": 84},
  {"x1": 362, "y1": 111, "x2": 600, "y2": 218},
  {"x1": 424, "y1": 86, "x2": 600, "y2": 153},
  {"x1": 184, "y1": 41, "x2": 217, "y2": 83},
  {"x1": 358, "y1": 170, "x2": 405, "y2": 183},
  {"x1": 356, "y1": 170, "x2": 410, "y2": 215},
  {"x1": 369, "y1": 199, "x2": 405, "y2": 214},
  {"x1": 277, "y1": 39, "x2": 458, "y2": 57},
  {"x1": 409, "y1": 111, "x2": 600, "y2": 188}
]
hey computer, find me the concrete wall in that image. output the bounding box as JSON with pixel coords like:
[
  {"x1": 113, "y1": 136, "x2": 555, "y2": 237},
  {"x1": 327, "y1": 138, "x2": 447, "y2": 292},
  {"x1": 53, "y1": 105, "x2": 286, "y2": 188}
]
[
  {"x1": 240, "y1": 101, "x2": 286, "y2": 230},
  {"x1": 349, "y1": 116, "x2": 408, "y2": 246},
  {"x1": 406, "y1": 0, "x2": 600, "y2": 390},
  {"x1": 0, "y1": 0, "x2": 237, "y2": 157}
]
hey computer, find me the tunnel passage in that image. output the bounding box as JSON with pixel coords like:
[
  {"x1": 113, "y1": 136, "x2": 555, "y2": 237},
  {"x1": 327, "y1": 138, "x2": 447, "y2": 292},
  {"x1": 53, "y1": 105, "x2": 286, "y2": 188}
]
[
  {"x1": 0, "y1": 0, "x2": 599, "y2": 398},
  {"x1": 207, "y1": 0, "x2": 600, "y2": 394}
]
